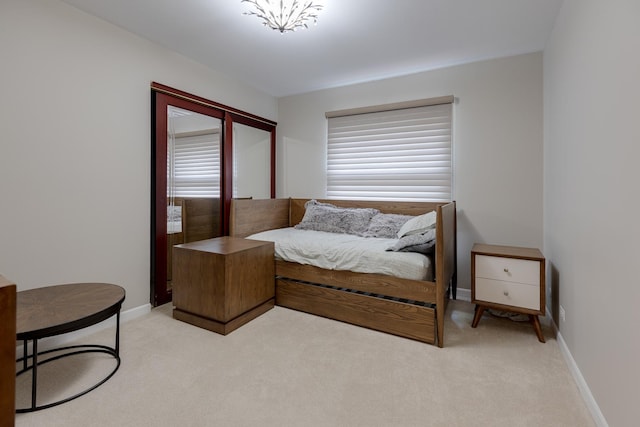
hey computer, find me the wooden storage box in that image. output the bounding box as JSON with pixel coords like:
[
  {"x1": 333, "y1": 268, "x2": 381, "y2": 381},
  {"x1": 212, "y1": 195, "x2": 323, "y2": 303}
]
[{"x1": 172, "y1": 236, "x2": 275, "y2": 335}]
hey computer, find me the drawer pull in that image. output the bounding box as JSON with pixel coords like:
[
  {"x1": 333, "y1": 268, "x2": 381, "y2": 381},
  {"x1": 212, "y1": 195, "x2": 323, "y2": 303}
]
[
  {"x1": 503, "y1": 291, "x2": 509, "y2": 296},
  {"x1": 503, "y1": 268, "x2": 509, "y2": 273}
]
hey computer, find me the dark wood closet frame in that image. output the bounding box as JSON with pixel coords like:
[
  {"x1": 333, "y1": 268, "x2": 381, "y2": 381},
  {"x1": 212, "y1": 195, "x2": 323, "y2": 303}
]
[{"x1": 151, "y1": 82, "x2": 276, "y2": 306}]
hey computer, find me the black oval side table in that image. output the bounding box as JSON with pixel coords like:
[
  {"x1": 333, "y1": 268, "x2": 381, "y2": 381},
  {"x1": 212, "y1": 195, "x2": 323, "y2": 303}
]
[{"x1": 16, "y1": 283, "x2": 125, "y2": 413}]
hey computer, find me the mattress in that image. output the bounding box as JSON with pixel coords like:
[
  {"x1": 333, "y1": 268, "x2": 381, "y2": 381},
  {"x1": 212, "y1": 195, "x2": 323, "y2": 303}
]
[{"x1": 247, "y1": 227, "x2": 432, "y2": 281}]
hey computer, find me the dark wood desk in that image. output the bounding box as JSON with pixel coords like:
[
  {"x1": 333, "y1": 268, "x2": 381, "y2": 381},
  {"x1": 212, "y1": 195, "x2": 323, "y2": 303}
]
[
  {"x1": 1, "y1": 276, "x2": 16, "y2": 426},
  {"x1": 16, "y1": 283, "x2": 125, "y2": 413}
]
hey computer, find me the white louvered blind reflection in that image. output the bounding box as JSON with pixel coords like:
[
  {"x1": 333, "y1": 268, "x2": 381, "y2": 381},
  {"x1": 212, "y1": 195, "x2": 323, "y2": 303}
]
[
  {"x1": 172, "y1": 132, "x2": 221, "y2": 197},
  {"x1": 327, "y1": 103, "x2": 452, "y2": 201}
]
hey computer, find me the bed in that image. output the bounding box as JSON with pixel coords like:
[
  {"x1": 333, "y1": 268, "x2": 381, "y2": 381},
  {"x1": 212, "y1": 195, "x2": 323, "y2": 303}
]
[{"x1": 230, "y1": 198, "x2": 457, "y2": 347}]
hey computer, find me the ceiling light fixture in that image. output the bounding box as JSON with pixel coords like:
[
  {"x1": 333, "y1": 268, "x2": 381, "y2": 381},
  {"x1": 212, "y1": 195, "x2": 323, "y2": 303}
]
[{"x1": 242, "y1": 0, "x2": 323, "y2": 33}]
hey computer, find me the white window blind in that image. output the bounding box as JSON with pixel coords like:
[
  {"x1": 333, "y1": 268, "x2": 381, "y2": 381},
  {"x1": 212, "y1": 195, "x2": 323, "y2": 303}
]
[
  {"x1": 169, "y1": 132, "x2": 221, "y2": 198},
  {"x1": 327, "y1": 100, "x2": 453, "y2": 202}
]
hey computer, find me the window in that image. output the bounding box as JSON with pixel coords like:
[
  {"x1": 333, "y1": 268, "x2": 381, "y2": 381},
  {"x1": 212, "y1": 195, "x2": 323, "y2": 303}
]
[
  {"x1": 326, "y1": 96, "x2": 453, "y2": 202},
  {"x1": 169, "y1": 131, "x2": 221, "y2": 198}
]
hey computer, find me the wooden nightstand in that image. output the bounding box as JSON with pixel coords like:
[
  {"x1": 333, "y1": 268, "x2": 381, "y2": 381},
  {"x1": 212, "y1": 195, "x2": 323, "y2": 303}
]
[
  {"x1": 470, "y1": 243, "x2": 546, "y2": 342},
  {"x1": 172, "y1": 236, "x2": 275, "y2": 335}
]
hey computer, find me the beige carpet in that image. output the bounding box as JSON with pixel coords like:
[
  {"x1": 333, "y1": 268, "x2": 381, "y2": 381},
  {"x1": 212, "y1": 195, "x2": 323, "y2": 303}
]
[{"x1": 15, "y1": 300, "x2": 594, "y2": 427}]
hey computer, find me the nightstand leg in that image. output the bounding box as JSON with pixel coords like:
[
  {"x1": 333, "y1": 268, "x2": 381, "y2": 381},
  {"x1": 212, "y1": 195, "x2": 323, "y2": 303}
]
[
  {"x1": 471, "y1": 305, "x2": 485, "y2": 328},
  {"x1": 529, "y1": 315, "x2": 546, "y2": 343}
]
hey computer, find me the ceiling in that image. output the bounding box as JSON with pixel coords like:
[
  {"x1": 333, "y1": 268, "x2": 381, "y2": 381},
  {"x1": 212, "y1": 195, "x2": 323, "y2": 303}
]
[{"x1": 60, "y1": 0, "x2": 563, "y2": 97}]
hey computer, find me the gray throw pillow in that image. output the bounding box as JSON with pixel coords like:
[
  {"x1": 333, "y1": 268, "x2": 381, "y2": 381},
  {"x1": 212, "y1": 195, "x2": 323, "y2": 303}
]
[
  {"x1": 386, "y1": 228, "x2": 436, "y2": 255},
  {"x1": 361, "y1": 213, "x2": 414, "y2": 238},
  {"x1": 295, "y1": 200, "x2": 379, "y2": 235}
]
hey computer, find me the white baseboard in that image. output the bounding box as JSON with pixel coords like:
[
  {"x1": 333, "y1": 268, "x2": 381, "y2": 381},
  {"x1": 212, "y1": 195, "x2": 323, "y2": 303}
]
[
  {"x1": 459, "y1": 292, "x2": 606, "y2": 425},
  {"x1": 548, "y1": 313, "x2": 609, "y2": 427},
  {"x1": 16, "y1": 303, "x2": 152, "y2": 359},
  {"x1": 454, "y1": 287, "x2": 471, "y2": 301},
  {"x1": 121, "y1": 303, "x2": 153, "y2": 323},
  {"x1": 457, "y1": 288, "x2": 555, "y2": 327}
]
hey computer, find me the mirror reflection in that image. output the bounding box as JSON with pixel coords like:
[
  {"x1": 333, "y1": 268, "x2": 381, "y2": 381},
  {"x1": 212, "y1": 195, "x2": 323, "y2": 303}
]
[
  {"x1": 232, "y1": 122, "x2": 271, "y2": 199},
  {"x1": 166, "y1": 106, "x2": 222, "y2": 286},
  {"x1": 151, "y1": 83, "x2": 277, "y2": 306}
]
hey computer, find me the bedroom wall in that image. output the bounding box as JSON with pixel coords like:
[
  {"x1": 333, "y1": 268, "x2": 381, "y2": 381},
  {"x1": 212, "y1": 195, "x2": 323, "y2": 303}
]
[
  {"x1": 277, "y1": 52, "x2": 544, "y2": 293},
  {"x1": 0, "y1": 0, "x2": 277, "y2": 310},
  {"x1": 543, "y1": 0, "x2": 640, "y2": 425}
]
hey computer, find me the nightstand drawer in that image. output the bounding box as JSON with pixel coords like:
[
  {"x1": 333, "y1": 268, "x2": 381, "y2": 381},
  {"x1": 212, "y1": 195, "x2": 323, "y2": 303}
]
[
  {"x1": 475, "y1": 278, "x2": 540, "y2": 310},
  {"x1": 475, "y1": 255, "x2": 540, "y2": 286}
]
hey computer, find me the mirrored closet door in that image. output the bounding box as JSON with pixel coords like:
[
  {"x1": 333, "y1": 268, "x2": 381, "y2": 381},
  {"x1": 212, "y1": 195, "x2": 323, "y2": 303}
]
[
  {"x1": 151, "y1": 83, "x2": 276, "y2": 306},
  {"x1": 232, "y1": 122, "x2": 272, "y2": 199}
]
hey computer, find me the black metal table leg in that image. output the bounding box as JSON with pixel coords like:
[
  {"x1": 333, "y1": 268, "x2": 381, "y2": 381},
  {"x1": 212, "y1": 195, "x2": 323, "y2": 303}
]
[{"x1": 31, "y1": 339, "x2": 38, "y2": 410}]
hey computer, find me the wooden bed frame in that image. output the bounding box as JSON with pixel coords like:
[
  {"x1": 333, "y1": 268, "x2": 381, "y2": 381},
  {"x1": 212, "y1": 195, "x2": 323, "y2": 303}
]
[{"x1": 229, "y1": 198, "x2": 457, "y2": 347}]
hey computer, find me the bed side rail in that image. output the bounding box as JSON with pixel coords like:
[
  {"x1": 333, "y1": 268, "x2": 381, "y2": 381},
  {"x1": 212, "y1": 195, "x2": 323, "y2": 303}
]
[
  {"x1": 435, "y1": 200, "x2": 457, "y2": 347},
  {"x1": 229, "y1": 198, "x2": 291, "y2": 237}
]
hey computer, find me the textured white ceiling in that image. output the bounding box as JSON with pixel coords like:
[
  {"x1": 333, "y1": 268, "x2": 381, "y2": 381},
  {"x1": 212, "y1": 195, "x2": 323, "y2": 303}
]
[{"x1": 60, "y1": 0, "x2": 563, "y2": 97}]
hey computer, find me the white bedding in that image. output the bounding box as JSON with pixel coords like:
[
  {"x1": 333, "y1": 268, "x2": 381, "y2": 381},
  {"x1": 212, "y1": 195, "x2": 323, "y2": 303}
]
[
  {"x1": 167, "y1": 220, "x2": 182, "y2": 234},
  {"x1": 247, "y1": 227, "x2": 432, "y2": 281}
]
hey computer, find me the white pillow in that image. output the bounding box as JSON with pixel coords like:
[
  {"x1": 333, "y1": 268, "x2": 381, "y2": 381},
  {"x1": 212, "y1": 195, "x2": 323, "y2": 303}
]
[
  {"x1": 167, "y1": 205, "x2": 182, "y2": 221},
  {"x1": 397, "y1": 210, "x2": 437, "y2": 238}
]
